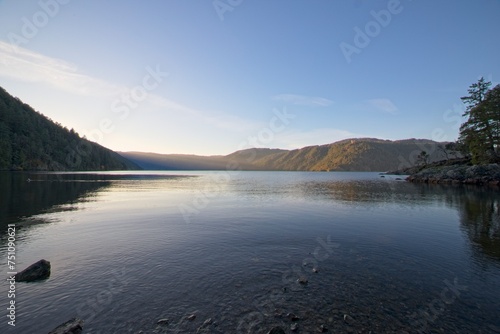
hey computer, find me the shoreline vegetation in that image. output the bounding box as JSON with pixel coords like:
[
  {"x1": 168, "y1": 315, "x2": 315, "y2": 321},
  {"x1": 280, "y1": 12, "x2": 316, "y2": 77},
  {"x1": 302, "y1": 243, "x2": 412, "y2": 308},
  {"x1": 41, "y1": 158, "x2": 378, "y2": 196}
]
[
  {"x1": 391, "y1": 77, "x2": 500, "y2": 187},
  {"x1": 387, "y1": 158, "x2": 500, "y2": 186}
]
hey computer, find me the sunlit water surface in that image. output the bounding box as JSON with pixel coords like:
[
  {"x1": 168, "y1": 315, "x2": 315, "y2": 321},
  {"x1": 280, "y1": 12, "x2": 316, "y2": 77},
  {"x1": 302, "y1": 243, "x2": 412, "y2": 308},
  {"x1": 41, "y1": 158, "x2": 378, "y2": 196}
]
[{"x1": 0, "y1": 171, "x2": 499, "y2": 333}]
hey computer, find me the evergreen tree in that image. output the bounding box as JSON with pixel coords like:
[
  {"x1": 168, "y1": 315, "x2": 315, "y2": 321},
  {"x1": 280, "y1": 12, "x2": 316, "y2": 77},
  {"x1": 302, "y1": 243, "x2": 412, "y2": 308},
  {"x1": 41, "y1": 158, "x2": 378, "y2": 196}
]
[
  {"x1": 415, "y1": 150, "x2": 429, "y2": 165},
  {"x1": 458, "y1": 78, "x2": 500, "y2": 164},
  {"x1": 483, "y1": 85, "x2": 500, "y2": 150}
]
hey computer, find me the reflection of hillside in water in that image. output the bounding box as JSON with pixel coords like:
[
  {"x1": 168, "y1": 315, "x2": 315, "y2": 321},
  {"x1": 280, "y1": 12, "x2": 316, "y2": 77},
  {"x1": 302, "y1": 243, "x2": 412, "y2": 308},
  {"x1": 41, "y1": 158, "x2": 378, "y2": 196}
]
[
  {"x1": 0, "y1": 172, "x2": 196, "y2": 250},
  {"x1": 299, "y1": 179, "x2": 436, "y2": 204},
  {"x1": 0, "y1": 172, "x2": 111, "y2": 227},
  {"x1": 0, "y1": 172, "x2": 195, "y2": 228},
  {"x1": 301, "y1": 179, "x2": 500, "y2": 261},
  {"x1": 456, "y1": 189, "x2": 500, "y2": 261},
  {"x1": 411, "y1": 184, "x2": 500, "y2": 261},
  {"x1": 415, "y1": 184, "x2": 500, "y2": 262}
]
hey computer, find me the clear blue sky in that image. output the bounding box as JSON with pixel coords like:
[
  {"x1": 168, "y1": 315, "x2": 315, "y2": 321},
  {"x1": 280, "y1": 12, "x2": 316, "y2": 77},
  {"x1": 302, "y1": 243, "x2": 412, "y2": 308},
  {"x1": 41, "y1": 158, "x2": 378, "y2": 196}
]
[{"x1": 0, "y1": 0, "x2": 499, "y2": 155}]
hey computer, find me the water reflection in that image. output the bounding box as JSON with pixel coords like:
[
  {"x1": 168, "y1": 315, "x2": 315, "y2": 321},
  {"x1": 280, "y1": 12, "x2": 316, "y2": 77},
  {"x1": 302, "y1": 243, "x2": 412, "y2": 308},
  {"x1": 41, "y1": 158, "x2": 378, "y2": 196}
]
[
  {"x1": 0, "y1": 172, "x2": 196, "y2": 241},
  {"x1": 457, "y1": 189, "x2": 500, "y2": 261},
  {"x1": 268, "y1": 176, "x2": 475, "y2": 208},
  {"x1": 258, "y1": 176, "x2": 500, "y2": 262},
  {"x1": 300, "y1": 179, "x2": 424, "y2": 204},
  {"x1": 0, "y1": 172, "x2": 110, "y2": 227},
  {"x1": 1, "y1": 171, "x2": 500, "y2": 332},
  {"x1": 4, "y1": 171, "x2": 499, "y2": 264},
  {"x1": 396, "y1": 183, "x2": 500, "y2": 262}
]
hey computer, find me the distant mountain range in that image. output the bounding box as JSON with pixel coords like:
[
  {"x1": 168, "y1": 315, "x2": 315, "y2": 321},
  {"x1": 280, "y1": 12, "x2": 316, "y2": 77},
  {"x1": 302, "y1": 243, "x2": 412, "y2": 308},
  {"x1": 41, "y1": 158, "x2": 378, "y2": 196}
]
[
  {"x1": 0, "y1": 85, "x2": 449, "y2": 172},
  {"x1": 0, "y1": 86, "x2": 139, "y2": 171},
  {"x1": 120, "y1": 138, "x2": 449, "y2": 172}
]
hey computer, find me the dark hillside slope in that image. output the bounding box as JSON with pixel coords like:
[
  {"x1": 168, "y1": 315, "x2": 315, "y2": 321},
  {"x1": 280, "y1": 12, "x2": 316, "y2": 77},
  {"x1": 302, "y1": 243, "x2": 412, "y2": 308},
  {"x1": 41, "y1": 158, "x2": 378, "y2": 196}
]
[{"x1": 0, "y1": 86, "x2": 139, "y2": 171}]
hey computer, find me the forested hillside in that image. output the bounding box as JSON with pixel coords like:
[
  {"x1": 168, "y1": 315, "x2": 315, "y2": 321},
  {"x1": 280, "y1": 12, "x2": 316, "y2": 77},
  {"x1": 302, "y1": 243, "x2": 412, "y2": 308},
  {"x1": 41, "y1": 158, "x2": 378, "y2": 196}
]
[
  {"x1": 122, "y1": 138, "x2": 449, "y2": 172},
  {"x1": 0, "y1": 86, "x2": 139, "y2": 171},
  {"x1": 250, "y1": 138, "x2": 447, "y2": 171}
]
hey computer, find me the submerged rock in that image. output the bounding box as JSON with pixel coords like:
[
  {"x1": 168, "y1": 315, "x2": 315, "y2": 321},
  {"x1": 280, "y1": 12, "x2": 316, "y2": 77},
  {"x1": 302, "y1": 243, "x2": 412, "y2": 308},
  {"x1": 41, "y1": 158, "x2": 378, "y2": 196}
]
[
  {"x1": 157, "y1": 318, "x2": 169, "y2": 325},
  {"x1": 196, "y1": 318, "x2": 214, "y2": 333},
  {"x1": 15, "y1": 259, "x2": 51, "y2": 282},
  {"x1": 48, "y1": 318, "x2": 83, "y2": 334},
  {"x1": 268, "y1": 326, "x2": 286, "y2": 334},
  {"x1": 343, "y1": 313, "x2": 354, "y2": 324},
  {"x1": 287, "y1": 312, "x2": 300, "y2": 321},
  {"x1": 297, "y1": 277, "x2": 308, "y2": 285}
]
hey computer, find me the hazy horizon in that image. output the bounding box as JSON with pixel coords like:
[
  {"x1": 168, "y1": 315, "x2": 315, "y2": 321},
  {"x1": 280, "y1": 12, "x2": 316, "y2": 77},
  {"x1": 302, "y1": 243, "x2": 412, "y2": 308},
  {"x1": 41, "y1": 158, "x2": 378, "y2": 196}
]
[{"x1": 0, "y1": 1, "x2": 499, "y2": 156}]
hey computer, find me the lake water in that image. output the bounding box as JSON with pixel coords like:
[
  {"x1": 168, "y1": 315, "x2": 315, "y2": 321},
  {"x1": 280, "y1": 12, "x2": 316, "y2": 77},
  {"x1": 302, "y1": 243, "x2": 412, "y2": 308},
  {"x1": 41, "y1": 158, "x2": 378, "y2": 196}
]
[{"x1": 0, "y1": 171, "x2": 499, "y2": 333}]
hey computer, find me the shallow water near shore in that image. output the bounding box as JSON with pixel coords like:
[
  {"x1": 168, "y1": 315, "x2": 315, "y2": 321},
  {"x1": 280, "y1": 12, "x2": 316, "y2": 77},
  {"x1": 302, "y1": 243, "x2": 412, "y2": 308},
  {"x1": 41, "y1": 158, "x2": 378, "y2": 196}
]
[{"x1": 1, "y1": 171, "x2": 499, "y2": 333}]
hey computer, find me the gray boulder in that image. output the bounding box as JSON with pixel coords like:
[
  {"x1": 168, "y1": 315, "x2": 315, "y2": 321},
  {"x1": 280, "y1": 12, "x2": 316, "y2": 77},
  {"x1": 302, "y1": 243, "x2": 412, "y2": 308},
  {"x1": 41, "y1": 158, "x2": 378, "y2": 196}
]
[
  {"x1": 15, "y1": 259, "x2": 51, "y2": 282},
  {"x1": 48, "y1": 318, "x2": 84, "y2": 334}
]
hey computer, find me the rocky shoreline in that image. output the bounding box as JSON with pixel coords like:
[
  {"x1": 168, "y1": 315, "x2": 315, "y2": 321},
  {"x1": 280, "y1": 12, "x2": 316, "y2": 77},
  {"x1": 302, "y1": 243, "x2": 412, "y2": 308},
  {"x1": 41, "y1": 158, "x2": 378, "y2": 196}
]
[{"x1": 388, "y1": 159, "x2": 500, "y2": 186}]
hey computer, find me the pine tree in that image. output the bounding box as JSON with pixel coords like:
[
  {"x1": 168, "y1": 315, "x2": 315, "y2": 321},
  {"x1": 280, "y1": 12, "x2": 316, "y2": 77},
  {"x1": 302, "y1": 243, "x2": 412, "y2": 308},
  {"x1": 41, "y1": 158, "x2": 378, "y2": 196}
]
[{"x1": 458, "y1": 78, "x2": 500, "y2": 164}]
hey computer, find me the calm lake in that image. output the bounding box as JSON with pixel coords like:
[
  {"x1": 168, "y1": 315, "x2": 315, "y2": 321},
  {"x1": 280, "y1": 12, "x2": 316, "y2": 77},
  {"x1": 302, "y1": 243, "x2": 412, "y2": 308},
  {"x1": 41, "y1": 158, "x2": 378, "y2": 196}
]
[{"x1": 1, "y1": 171, "x2": 499, "y2": 333}]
